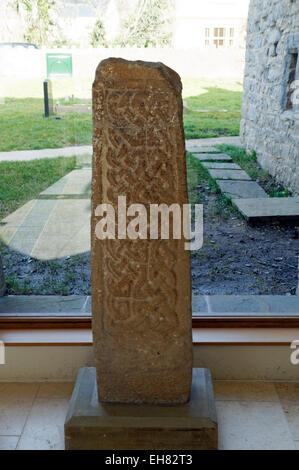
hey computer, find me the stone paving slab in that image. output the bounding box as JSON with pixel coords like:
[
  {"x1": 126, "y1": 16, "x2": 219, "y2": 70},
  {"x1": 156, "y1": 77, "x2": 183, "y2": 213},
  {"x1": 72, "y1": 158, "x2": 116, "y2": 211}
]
[
  {"x1": 209, "y1": 169, "x2": 251, "y2": 180},
  {"x1": 187, "y1": 146, "x2": 220, "y2": 153},
  {"x1": 41, "y1": 169, "x2": 91, "y2": 196},
  {"x1": 193, "y1": 153, "x2": 232, "y2": 162},
  {"x1": 7, "y1": 200, "x2": 57, "y2": 255},
  {"x1": 232, "y1": 197, "x2": 299, "y2": 222},
  {"x1": 0, "y1": 200, "x2": 36, "y2": 224},
  {"x1": 30, "y1": 199, "x2": 91, "y2": 260},
  {"x1": 76, "y1": 154, "x2": 92, "y2": 167},
  {"x1": 201, "y1": 162, "x2": 241, "y2": 170},
  {"x1": 0, "y1": 294, "x2": 297, "y2": 317},
  {"x1": 186, "y1": 136, "x2": 241, "y2": 149},
  {"x1": 0, "y1": 198, "x2": 91, "y2": 260},
  {"x1": 216, "y1": 180, "x2": 269, "y2": 199},
  {"x1": 0, "y1": 167, "x2": 92, "y2": 260}
]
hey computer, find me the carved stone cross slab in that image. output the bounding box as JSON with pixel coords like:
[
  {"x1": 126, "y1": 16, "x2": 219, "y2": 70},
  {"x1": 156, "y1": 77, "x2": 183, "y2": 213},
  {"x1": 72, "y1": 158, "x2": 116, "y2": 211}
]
[{"x1": 91, "y1": 58, "x2": 193, "y2": 404}]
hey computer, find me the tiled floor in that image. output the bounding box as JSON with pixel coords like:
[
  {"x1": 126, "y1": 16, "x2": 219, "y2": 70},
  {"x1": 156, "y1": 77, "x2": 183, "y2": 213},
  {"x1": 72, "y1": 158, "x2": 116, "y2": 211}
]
[{"x1": 0, "y1": 381, "x2": 299, "y2": 450}]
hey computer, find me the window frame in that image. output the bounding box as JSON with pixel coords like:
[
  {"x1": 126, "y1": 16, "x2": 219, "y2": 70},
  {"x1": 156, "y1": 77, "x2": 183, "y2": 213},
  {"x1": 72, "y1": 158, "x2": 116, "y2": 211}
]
[
  {"x1": 281, "y1": 33, "x2": 299, "y2": 112},
  {"x1": 204, "y1": 26, "x2": 235, "y2": 48},
  {"x1": 1, "y1": 34, "x2": 298, "y2": 331},
  {"x1": 1, "y1": 315, "x2": 299, "y2": 330}
]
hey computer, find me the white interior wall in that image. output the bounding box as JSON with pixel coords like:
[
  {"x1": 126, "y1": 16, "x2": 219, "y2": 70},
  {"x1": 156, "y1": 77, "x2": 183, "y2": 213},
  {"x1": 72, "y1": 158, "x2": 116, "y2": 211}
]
[{"x1": 1, "y1": 345, "x2": 299, "y2": 382}]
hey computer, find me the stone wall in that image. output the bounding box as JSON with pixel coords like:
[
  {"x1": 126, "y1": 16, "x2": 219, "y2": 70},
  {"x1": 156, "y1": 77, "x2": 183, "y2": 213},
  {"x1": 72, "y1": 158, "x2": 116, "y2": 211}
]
[
  {"x1": 240, "y1": 0, "x2": 299, "y2": 195},
  {"x1": 0, "y1": 46, "x2": 246, "y2": 82}
]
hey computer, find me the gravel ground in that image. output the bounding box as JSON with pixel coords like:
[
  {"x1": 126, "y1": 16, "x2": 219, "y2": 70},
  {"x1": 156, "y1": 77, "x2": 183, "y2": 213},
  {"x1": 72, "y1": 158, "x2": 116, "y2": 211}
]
[
  {"x1": 191, "y1": 187, "x2": 298, "y2": 295},
  {"x1": 1, "y1": 248, "x2": 91, "y2": 295},
  {"x1": 1, "y1": 196, "x2": 298, "y2": 296}
]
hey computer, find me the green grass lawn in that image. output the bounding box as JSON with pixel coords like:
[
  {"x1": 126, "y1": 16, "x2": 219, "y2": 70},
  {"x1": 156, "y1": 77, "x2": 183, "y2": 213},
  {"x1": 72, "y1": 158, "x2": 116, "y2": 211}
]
[
  {"x1": 0, "y1": 98, "x2": 91, "y2": 151},
  {"x1": 0, "y1": 157, "x2": 76, "y2": 220},
  {"x1": 0, "y1": 78, "x2": 242, "y2": 151},
  {"x1": 183, "y1": 78, "x2": 243, "y2": 139}
]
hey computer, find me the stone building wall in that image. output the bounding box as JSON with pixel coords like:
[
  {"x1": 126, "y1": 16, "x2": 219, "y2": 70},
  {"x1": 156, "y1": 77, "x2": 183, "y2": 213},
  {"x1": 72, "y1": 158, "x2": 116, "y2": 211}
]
[{"x1": 240, "y1": 0, "x2": 299, "y2": 194}]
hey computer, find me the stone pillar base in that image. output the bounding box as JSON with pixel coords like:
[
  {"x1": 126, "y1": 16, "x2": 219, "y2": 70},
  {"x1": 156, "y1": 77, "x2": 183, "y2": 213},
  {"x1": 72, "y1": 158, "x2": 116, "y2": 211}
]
[{"x1": 64, "y1": 367, "x2": 218, "y2": 450}]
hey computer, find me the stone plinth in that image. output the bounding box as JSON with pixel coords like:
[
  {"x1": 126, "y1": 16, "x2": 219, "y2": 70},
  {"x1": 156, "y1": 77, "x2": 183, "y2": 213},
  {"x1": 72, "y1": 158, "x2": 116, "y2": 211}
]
[
  {"x1": 91, "y1": 58, "x2": 192, "y2": 404},
  {"x1": 65, "y1": 367, "x2": 218, "y2": 450}
]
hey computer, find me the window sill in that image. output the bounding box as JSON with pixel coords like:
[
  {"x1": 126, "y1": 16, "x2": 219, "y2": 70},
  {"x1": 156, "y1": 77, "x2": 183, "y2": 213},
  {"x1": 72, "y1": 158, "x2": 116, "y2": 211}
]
[
  {"x1": 1, "y1": 327, "x2": 299, "y2": 347},
  {"x1": 1, "y1": 294, "x2": 299, "y2": 328},
  {"x1": 1, "y1": 316, "x2": 299, "y2": 329}
]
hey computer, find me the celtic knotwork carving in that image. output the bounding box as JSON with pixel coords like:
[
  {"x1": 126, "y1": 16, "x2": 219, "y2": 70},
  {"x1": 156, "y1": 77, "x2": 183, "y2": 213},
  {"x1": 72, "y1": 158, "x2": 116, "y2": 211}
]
[
  {"x1": 102, "y1": 237, "x2": 178, "y2": 335},
  {"x1": 106, "y1": 90, "x2": 179, "y2": 128},
  {"x1": 97, "y1": 87, "x2": 181, "y2": 335}
]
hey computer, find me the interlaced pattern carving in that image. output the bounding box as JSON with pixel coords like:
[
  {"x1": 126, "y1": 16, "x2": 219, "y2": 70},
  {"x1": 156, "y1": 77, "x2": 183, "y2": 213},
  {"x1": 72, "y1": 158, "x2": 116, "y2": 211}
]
[{"x1": 94, "y1": 87, "x2": 184, "y2": 335}]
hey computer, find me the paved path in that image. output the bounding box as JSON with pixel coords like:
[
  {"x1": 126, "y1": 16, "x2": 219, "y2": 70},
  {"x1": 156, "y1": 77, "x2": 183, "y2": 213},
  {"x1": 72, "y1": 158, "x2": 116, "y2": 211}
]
[
  {"x1": 192, "y1": 150, "x2": 269, "y2": 199},
  {"x1": 0, "y1": 164, "x2": 91, "y2": 260},
  {"x1": 191, "y1": 149, "x2": 299, "y2": 222},
  {"x1": 0, "y1": 137, "x2": 242, "y2": 162},
  {"x1": 233, "y1": 197, "x2": 299, "y2": 223},
  {"x1": 186, "y1": 136, "x2": 241, "y2": 151},
  {"x1": 0, "y1": 145, "x2": 92, "y2": 162}
]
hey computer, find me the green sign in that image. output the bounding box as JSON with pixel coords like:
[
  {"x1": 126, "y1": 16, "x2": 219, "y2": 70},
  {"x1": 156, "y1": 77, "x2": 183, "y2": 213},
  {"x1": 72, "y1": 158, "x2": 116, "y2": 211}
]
[{"x1": 46, "y1": 53, "x2": 72, "y2": 78}]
